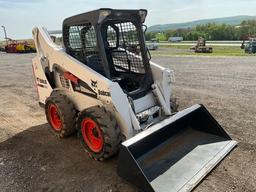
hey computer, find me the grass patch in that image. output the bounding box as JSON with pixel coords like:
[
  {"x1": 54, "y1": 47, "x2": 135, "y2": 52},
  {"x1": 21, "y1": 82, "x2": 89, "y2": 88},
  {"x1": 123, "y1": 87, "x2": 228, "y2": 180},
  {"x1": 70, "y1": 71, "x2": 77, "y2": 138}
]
[
  {"x1": 152, "y1": 44, "x2": 254, "y2": 56},
  {"x1": 0, "y1": 41, "x2": 5, "y2": 47}
]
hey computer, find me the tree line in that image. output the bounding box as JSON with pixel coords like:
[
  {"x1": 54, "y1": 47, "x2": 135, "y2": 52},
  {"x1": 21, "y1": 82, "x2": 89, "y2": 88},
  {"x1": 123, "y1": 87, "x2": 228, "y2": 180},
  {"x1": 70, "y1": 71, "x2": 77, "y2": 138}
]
[{"x1": 146, "y1": 20, "x2": 256, "y2": 41}]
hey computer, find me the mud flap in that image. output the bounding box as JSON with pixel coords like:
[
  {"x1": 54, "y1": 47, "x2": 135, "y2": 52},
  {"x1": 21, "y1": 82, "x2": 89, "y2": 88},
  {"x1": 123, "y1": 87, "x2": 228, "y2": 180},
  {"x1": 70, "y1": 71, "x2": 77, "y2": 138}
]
[{"x1": 117, "y1": 104, "x2": 237, "y2": 192}]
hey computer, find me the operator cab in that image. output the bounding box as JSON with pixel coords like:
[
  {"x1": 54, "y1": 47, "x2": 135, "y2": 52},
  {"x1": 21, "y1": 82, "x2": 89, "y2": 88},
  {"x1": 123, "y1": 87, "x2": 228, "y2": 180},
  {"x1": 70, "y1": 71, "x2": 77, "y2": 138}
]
[{"x1": 63, "y1": 9, "x2": 153, "y2": 99}]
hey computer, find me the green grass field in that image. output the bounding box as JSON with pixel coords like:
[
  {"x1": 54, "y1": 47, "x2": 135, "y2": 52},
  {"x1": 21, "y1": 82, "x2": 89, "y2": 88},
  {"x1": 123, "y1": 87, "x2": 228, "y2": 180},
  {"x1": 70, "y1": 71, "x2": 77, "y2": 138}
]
[{"x1": 151, "y1": 45, "x2": 254, "y2": 56}]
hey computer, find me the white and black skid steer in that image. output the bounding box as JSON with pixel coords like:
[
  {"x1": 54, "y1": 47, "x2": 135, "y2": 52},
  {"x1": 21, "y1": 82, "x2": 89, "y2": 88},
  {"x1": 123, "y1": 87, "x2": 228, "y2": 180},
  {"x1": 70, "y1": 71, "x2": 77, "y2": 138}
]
[{"x1": 32, "y1": 9, "x2": 237, "y2": 192}]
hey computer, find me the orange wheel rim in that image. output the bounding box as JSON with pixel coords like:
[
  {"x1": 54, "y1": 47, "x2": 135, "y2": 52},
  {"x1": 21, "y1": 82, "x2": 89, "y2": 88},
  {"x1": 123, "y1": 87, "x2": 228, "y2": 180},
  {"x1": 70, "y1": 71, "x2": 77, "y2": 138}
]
[
  {"x1": 48, "y1": 104, "x2": 62, "y2": 131},
  {"x1": 81, "y1": 118, "x2": 103, "y2": 152}
]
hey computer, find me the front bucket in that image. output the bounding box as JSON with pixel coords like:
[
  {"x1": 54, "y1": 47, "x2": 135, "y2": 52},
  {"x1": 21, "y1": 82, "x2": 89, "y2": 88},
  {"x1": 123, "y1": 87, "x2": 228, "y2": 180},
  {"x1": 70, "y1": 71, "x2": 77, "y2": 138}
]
[{"x1": 117, "y1": 104, "x2": 237, "y2": 192}]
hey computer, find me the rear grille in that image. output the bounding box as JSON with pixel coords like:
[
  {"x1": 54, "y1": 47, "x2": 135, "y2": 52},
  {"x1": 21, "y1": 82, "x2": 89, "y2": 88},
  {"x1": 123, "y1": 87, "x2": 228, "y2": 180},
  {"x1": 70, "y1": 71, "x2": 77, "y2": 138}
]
[{"x1": 59, "y1": 75, "x2": 70, "y2": 89}]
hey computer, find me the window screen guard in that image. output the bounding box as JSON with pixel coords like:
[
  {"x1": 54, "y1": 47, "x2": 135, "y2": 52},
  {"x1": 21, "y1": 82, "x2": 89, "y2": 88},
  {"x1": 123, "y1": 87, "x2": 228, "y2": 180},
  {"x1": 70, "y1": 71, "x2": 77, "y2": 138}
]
[
  {"x1": 106, "y1": 22, "x2": 145, "y2": 74},
  {"x1": 65, "y1": 23, "x2": 103, "y2": 74}
]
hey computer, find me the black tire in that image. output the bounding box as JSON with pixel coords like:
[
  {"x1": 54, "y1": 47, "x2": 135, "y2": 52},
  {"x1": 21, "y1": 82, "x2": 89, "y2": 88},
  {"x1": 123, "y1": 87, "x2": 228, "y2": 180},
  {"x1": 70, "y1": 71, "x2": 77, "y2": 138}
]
[
  {"x1": 77, "y1": 106, "x2": 122, "y2": 161},
  {"x1": 45, "y1": 92, "x2": 76, "y2": 138}
]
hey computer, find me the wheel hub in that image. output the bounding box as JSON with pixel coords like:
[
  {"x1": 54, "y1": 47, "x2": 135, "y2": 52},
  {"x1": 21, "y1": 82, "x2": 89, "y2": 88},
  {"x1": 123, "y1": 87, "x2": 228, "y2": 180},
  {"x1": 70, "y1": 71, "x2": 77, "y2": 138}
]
[
  {"x1": 48, "y1": 104, "x2": 62, "y2": 131},
  {"x1": 81, "y1": 118, "x2": 103, "y2": 152}
]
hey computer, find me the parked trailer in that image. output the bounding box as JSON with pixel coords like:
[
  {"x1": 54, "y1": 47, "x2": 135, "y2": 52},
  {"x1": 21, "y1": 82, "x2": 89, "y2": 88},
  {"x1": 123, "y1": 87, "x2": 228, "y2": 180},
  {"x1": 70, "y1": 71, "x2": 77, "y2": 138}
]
[
  {"x1": 168, "y1": 36, "x2": 183, "y2": 42},
  {"x1": 5, "y1": 40, "x2": 36, "y2": 53}
]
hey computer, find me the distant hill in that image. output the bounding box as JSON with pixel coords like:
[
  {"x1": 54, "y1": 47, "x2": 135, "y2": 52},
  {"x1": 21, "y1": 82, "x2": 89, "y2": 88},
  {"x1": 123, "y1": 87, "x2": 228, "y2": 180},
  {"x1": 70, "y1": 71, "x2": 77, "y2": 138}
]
[{"x1": 148, "y1": 15, "x2": 256, "y2": 32}]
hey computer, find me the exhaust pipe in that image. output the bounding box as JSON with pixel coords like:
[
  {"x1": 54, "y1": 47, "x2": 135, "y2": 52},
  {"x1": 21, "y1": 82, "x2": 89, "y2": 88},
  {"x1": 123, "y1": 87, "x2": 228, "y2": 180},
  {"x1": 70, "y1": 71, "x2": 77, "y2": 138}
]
[{"x1": 117, "y1": 104, "x2": 237, "y2": 192}]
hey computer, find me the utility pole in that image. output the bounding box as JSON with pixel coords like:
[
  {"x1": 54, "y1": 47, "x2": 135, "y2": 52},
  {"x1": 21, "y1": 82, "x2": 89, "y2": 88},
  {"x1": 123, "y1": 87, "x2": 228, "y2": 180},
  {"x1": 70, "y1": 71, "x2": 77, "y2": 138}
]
[{"x1": 1, "y1": 25, "x2": 8, "y2": 46}]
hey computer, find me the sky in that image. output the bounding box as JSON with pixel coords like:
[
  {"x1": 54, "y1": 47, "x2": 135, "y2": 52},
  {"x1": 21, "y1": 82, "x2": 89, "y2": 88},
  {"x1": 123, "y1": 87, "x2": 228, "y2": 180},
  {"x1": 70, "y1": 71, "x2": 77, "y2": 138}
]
[{"x1": 0, "y1": 0, "x2": 256, "y2": 39}]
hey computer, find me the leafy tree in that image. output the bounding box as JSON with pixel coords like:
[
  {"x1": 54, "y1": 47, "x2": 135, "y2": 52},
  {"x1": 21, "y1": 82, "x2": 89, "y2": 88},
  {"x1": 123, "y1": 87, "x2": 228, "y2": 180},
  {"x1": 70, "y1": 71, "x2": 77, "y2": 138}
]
[
  {"x1": 145, "y1": 32, "x2": 156, "y2": 41},
  {"x1": 153, "y1": 19, "x2": 256, "y2": 41}
]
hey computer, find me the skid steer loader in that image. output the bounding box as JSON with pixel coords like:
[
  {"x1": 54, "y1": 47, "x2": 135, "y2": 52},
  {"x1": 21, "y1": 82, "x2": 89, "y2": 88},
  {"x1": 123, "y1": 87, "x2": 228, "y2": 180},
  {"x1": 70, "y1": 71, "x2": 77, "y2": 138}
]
[{"x1": 32, "y1": 9, "x2": 237, "y2": 192}]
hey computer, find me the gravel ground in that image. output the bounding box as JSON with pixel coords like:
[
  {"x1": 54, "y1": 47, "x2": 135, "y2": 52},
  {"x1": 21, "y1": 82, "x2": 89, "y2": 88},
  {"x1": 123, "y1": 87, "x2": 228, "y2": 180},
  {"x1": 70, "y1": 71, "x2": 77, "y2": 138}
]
[{"x1": 0, "y1": 52, "x2": 255, "y2": 192}]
